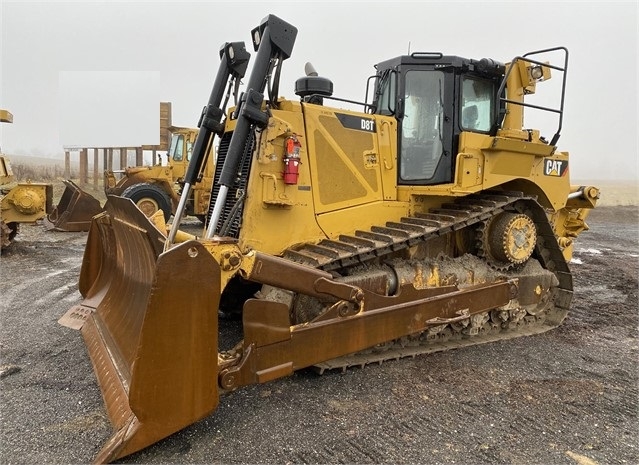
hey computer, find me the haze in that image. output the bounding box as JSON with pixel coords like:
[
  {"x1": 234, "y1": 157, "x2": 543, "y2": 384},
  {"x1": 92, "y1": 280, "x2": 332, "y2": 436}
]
[{"x1": 1, "y1": 1, "x2": 637, "y2": 181}]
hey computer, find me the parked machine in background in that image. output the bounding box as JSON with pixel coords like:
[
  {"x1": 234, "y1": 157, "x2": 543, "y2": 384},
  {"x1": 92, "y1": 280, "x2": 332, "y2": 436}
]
[
  {"x1": 46, "y1": 126, "x2": 215, "y2": 231},
  {"x1": 103, "y1": 125, "x2": 215, "y2": 222},
  {"x1": 0, "y1": 110, "x2": 53, "y2": 249},
  {"x1": 59, "y1": 15, "x2": 598, "y2": 463}
]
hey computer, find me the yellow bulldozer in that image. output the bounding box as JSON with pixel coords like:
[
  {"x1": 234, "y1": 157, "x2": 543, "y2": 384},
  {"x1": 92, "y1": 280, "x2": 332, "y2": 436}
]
[
  {"x1": 60, "y1": 15, "x2": 599, "y2": 463},
  {"x1": 45, "y1": 125, "x2": 214, "y2": 231},
  {"x1": 0, "y1": 110, "x2": 53, "y2": 249}
]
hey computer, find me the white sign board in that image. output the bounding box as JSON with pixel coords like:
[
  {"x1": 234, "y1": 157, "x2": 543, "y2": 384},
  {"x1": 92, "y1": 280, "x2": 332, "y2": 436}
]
[{"x1": 59, "y1": 71, "x2": 160, "y2": 148}]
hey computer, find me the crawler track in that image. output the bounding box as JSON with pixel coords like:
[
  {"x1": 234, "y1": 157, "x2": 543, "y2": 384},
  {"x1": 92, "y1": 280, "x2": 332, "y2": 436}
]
[{"x1": 278, "y1": 192, "x2": 572, "y2": 372}]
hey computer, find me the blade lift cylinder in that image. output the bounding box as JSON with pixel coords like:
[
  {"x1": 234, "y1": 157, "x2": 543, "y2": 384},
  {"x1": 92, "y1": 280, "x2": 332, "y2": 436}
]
[{"x1": 166, "y1": 41, "x2": 250, "y2": 248}]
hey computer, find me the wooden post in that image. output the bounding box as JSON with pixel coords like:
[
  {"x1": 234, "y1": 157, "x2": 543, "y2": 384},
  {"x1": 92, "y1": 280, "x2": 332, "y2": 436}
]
[
  {"x1": 107, "y1": 148, "x2": 113, "y2": 171},
  {"x1": 93, "y1": 148, "x2": 99, "y2": 188},
  {"x1": 152, "y1": 149, "x2": 157, "y2": 166},
  {"x1": 64, "y1": 151, "x2": 70, "y2": 178},
  {"x1": 120, "y1": 148, "x2": 127, "y2": 170},
  {"x1": 136, "y1": 147, "x2": 143, "y2": 166},
  {"x1": 79, "y1": 148, "x2": 88, "y2": 187}
]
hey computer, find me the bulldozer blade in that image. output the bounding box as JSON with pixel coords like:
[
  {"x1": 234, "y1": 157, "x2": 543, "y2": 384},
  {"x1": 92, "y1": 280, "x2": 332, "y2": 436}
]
[
  {"x1": 60, "y1": 196, "x2": 221, "y2": 463},
  {"x1": 44, "y1": 179, "x2": 103, "y2": 232}
]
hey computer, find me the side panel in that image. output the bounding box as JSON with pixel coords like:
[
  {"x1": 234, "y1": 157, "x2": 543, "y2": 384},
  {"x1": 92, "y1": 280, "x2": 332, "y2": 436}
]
[
  {"x1": 377, "y1": 118, "x2": 399, "y2": 201},
  {"x1": 237, "y1": 102, "x2": 406, "y2": 255},
  {"x1": 304, "y1": 105, "x2": 409, "y2": 237},
  {"x1": 303, "y1": 104, "x2": 384, "y2": 214},
  {"x1": 459, "y1": 132, "x2": 572, "y2": 210},
  {"x1": 237, "y1": 104, "x2": 326, "y2": 256}
]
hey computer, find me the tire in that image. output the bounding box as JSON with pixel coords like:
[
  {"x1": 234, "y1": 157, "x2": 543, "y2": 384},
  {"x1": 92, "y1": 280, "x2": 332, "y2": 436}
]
[{"x1": 121, "y1": 183, "x2": 172, "y2": 222}]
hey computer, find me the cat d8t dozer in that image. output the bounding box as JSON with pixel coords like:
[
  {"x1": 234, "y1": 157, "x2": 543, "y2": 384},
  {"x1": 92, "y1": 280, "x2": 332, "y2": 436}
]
[{"x1": 60, "y1": 14, "x2": 599, "y2": 463}]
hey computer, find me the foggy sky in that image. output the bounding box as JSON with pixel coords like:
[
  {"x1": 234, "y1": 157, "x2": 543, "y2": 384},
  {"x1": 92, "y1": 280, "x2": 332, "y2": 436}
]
[{"x1": 1, "y1": 1, "x2": 637, "y2": 181}]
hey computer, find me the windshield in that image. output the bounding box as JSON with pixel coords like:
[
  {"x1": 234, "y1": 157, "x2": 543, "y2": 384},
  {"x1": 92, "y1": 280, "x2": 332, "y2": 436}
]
[{"x1": 400, "y1": 70, "x2": 445, "y2": 181}]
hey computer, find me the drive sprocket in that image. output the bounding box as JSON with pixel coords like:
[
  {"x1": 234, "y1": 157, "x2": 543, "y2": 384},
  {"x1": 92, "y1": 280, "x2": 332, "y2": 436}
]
[{"x1": 478, "y1": 212, "x2": 537, "y2": 271}]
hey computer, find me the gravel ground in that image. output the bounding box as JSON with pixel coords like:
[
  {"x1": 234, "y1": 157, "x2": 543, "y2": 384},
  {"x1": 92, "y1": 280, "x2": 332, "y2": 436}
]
[{"x1": 0, "y1": 206, "x2": 637, "y2": 465}]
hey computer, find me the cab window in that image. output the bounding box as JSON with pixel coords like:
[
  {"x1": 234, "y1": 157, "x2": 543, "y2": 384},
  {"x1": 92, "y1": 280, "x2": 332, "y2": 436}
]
[
  {"x1": 376, "y1": 70, "x2": 397, "y2": 116},
  {"x1": 169, "y1": 134, "x2": 184, "y2": 161},
  {"x1": 461, "y1": 77, "x2": 494, "y2": 132},
  {"x1": 186, "y1": 141, "x2": 193, "y2": 161}
]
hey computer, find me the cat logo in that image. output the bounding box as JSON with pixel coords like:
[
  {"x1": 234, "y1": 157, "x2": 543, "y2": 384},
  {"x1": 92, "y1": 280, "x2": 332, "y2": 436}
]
[{"x1": 544, "y1": 158, "x2": 569, "y2": 177}]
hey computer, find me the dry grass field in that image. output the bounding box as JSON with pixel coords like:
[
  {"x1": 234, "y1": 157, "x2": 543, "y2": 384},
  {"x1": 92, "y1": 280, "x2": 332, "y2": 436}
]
[{"x1": 575, "y1": 180, "x2": 638, "y2": 207}]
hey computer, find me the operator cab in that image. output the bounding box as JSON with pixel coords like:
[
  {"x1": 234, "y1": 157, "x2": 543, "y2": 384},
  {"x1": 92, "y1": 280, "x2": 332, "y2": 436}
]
[
  {"x1": 372, "y1": 53, "x2": 504, "y2": 185},
  {"x1": 168, "y1": 129, "x2": 196, "y2": 164}
]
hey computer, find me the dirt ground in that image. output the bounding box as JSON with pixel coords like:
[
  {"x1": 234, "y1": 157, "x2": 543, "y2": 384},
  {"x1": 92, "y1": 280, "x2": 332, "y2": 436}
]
[{"x1": 0, "y1": 205, "x2": 637, "y2": 465}]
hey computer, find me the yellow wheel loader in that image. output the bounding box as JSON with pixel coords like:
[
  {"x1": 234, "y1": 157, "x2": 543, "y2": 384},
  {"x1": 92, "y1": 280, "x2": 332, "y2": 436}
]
[
  {"x1": 103, "y1": 126, "x2": 215, "y2": 222},
  {"x1": 0, "y1": 110, "x2": 53, "y2": 249},
  {"x1": 60, "y1": 15, "x2": 599, "y2": 463}
]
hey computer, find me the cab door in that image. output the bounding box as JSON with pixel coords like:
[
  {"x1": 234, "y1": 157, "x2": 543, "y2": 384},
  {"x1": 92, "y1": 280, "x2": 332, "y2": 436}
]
[{"x1": 399, "y1": 69, "x2": 454, "y2": 185}]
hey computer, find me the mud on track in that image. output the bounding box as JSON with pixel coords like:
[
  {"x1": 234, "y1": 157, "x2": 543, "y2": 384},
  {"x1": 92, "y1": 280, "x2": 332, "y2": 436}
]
[{"x1": 0, "y1": 206, "x2": 637, "y2": 465}]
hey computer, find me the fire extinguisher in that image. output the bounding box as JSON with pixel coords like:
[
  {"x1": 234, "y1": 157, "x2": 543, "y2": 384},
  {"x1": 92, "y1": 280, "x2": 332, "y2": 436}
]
[{"x1": 283, "y1": 134, "x2": 301, "y2": 185}]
